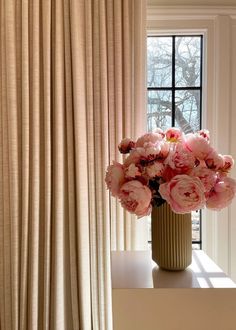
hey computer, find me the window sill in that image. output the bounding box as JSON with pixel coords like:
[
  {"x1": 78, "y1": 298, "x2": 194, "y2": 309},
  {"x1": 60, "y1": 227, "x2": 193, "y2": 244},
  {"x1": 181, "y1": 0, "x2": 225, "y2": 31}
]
[
  {"x1": 111, "y1": 250, "x2": 236, "y2": 289},
  {"x1": 111, "y1": 251, "x2": 236, "y2": 330}
]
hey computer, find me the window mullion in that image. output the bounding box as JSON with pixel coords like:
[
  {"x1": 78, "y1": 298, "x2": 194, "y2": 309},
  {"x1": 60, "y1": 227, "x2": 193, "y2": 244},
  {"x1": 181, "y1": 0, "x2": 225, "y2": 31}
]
[{"x1": 172, "y1": 36, "x2": 175, "y2": 127}]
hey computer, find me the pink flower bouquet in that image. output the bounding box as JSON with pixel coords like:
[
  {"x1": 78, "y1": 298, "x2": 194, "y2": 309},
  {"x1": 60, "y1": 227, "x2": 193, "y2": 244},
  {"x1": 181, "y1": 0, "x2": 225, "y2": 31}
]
[{"x1": 105, "y1": 128, "x2": 236, "y2": 217}]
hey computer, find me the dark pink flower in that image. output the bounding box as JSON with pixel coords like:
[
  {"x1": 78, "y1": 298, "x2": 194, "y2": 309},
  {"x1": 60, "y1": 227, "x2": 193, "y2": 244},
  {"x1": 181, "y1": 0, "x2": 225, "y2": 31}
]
[
  {"x1": 165, "y1": 127, "x2": 183, "y2": 142},
  {"x1": 118, "y1": 138, "x2": 135, "y2": 154}
]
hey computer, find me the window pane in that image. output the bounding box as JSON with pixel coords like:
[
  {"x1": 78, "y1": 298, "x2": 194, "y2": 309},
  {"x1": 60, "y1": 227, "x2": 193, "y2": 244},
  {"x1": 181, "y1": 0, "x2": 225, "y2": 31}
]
[
  {"x1": 175, "y1": 90, "x2": 201, "y2": 133},
  {"x1": 147, "y1": 90, "x2": 172, "y2": 132},
  {"x1": 192, "y1": 244, "x2": 201, "y2": 250},
  {"x1": 175, "y1": 36, "x2": 201, "y2": 87},
  {"x1": 147, "y1": 37, "x2": 172, "y2": 87},
  {"x1": 192, "y1": 211, "x2": 200, "y2": 241}
]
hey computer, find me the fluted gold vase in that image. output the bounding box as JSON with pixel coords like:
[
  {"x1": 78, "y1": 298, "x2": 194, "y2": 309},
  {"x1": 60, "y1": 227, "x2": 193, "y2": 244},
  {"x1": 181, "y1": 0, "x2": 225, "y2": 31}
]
[{"x1": 151, "y1": 203, "x2": 192, "y2": 271}]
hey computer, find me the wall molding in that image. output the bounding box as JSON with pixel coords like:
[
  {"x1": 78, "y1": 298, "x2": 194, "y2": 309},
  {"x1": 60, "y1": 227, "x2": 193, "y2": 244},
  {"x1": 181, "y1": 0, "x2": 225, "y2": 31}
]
[{"x1": 147, "y1": 5, "x2": 236, "y2": 20}]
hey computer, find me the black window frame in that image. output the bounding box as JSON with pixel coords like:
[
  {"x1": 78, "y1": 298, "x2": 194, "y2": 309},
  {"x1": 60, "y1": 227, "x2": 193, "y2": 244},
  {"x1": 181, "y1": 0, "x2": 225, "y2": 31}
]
[{"x1": 147, "y1": 34, "x2": 203, "y2": 249}]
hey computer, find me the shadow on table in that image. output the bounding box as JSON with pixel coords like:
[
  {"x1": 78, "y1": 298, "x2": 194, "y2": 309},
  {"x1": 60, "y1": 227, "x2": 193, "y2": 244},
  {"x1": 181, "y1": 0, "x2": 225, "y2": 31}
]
[{"x1": 152, "y1": 266, "x2": 201, "y2": 288}]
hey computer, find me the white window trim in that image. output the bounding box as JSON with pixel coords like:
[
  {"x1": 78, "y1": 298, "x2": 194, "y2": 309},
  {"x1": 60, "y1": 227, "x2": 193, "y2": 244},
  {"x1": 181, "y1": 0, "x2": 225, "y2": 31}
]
[{"x1": 147, "y1": 5, "x2": 236, "y2": 281}]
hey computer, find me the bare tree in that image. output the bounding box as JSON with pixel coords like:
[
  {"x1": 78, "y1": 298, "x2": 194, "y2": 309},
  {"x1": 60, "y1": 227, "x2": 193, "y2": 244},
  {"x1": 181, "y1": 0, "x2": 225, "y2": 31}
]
[{"x1": 147, "y1": 36, "x2": 201, "y2": 133}]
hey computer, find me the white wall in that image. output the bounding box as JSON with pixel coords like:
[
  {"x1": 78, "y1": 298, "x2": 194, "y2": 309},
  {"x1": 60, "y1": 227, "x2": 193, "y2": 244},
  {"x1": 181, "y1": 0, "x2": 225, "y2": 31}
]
[
  {"x1": 230, "y1": 18, "x2": 236, "y2": 280},
  {"x1": 147, "y1": 5, "x2": 236, "y2": 281}
]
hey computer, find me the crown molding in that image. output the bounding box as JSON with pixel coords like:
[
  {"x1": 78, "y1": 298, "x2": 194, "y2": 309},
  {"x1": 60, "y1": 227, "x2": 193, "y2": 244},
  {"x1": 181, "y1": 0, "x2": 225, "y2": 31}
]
[{"x1": 147, "y1": 5, "x2": 236, "y2": 21}]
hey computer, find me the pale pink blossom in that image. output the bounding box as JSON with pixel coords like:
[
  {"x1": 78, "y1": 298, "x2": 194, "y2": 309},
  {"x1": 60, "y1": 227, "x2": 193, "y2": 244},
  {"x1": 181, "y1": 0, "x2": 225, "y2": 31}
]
[
  {"x1": 159, "y1": 175, "x2": 206, "y2": 213},
  {"x1": 185, "y1": 133, "x2": 212, "y2": 160},
  {"x1": 136, "y1": 132, "x2": 163, "y2": 148},
  {"x1": 119, "y1": 180, "x2": 152, "y2": 217},
  {"x1": 165, "y1": 143, "x2": 195, "y2": 173},
  {"x1": 125, "y1": 163, "x2": 141, "y2": 178},
  {"x1": 205, "y1": 150, "x2": 224, "y2": 170},
  {"x1": 206, "y1": 177, "x2": 236, "y2": 210},
  {"x1": 146, "y1": 162, "x2": 165, "y2": 178},
  {"x1": 153, "y1": 128, "x2": 165, "y2": 138},
  {"x1": 190, "y1": 167, "x2": 217, "y2": 192},
  {"x1": 124, "y1": 144, "x2": 162, "y2": 167},
  {"x1": 159, "y1": 141, "x2": 170, "y2": 159},
  {"x1": 221, "y1": 155, "x2": 234, "y2": 172},
  {"x1": 198, "y1": 129, "x2": 210, "y2": 142},
  {"x1": 118, "y1": 138, "x2": 135, "y2": 154},
  {"x1": 138, "y1": 144, "x2": 161, "y2": 162},
  {"x1": 124, "y1": 149, "x2": 141, "y2": 167},
  {"x1": 165, "y1": 127, "x2": 183, "y2": 142},
  {"x1": 138, "y1": 140, "x2": 169, "y2": 162},
  {"x1": 105, "y1": 161, "x2": 125, "y2": 197}
]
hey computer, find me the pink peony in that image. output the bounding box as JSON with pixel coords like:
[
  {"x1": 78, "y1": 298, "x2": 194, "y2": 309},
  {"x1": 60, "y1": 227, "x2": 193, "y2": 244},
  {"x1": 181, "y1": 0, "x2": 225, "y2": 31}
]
[
  {"x1": 146, "y1": 161, "x2": 164, "y2": 178},
  {"x1": 105, "y1": 161, "x2": 125, "y2": 197},
  {"x1": 162, "y1": 166, "x2": 179, "y2": 182},
  {"x1": 106, "y1": 127, "x2": 236, "y2": 216},
  {"x1": 138, "y1": 144, "x2": 161, "y2": 163},
  {"x1": 190, "y1": 167, "x2": 217, "y2": 192},
  {"x1": 125, "y1": 140, "x2": 169, "y2": 167},
  {"x1": 124, "y1": 149, "x2": 141, "y2": 167},
  {"x1": 118, "y1": 138, "x2": 135, "y2": 154},
  {"x1": 198, "y1": 129, "x2": 210, "y2": 142},
  {"x1": 221, "y1": 155, "x2": 234, "y2": 172},
  {"x1": 185, "y1": 133, "x2": 212, "y2": 160},
  {"x1": 159, "y1": 174, "x2": 206, "y2": 213},
  {"x1": 138, "y1": 141, "x2": 168, "y2": 162},
  {"x1": 205, "y1": 149, "x2": 224, "y2": 170},
  {"x1": 119, "y1": 180, "x2": 152, "y2": 217},
  {"x1": 136, "y1": 132, "x2": 163, "y2": 148},
  {"x1": 206, "y1": 177, "x2": 236, "y2": 210},
  {"x1": 165, "y1": 127, "x2": 183, "y2": 142},
  {"x1": 153, "y1": 128, "x2": 165, "y2": 138},
  {"x1": 158, "y1": 141, "x2": 170, "y2": 159},
  {"x1": 165, "y1": 143, "x2": 195, "y2": 173},
  {"x1": 125, "y1": 163, "x2": 141, "y2": 178}
]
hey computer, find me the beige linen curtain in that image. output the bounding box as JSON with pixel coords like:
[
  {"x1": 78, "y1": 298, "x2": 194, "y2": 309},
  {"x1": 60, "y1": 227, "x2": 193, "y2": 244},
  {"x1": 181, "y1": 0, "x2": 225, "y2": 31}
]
[
  {"x1": 109, "y1": 1, "x2": 148, "y2": 252},
  {"x1": 0, "y1": 0, "x2": 146, "y2": 329}
]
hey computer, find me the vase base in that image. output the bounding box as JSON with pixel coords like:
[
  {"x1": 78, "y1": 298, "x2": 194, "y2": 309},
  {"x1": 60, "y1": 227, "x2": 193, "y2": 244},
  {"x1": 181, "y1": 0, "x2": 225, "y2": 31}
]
[
  {"x1": 152, "y1": 253, "x2": 192, "y2": 271},
  {"x1": 153, "y1": 262, "x2": 191, "y2": 272}
]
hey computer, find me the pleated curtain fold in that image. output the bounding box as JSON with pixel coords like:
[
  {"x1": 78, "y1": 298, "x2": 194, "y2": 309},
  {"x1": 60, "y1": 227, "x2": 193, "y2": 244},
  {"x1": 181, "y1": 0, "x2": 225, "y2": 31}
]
[{"x1": 0, "y1": 0, "x2": 147, "y2": 329}]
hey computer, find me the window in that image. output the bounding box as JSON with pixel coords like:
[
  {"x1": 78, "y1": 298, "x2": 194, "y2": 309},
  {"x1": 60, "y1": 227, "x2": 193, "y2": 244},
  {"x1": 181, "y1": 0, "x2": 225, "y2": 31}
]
[{"x1": 147, "y1": 35, "x2": 203, "y2": 249}]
